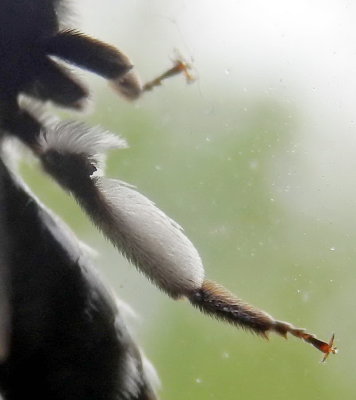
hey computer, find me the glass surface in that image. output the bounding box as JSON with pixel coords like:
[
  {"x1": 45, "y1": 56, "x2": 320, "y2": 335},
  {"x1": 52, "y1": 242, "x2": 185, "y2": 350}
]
[{"x1": 22, "y1": 1, "x2": 353, "y2": 399}]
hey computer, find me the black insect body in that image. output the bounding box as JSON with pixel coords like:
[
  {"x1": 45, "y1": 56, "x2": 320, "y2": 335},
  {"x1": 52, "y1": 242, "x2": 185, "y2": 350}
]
[
  {"x1": 0, "y1": 158, "x2": 157, "y2": 400},
  {"x1": 0, "y1": 1, "x2": 336, "y2": 400},
  {"x1": 0, "y1": 0, "x2": 141, "y2": 148}
]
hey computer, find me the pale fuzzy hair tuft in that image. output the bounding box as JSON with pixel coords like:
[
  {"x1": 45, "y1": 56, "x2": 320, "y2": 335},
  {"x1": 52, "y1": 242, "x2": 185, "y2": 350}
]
[
  {"x1": 39, "y1": 121, "x2": 126, "y2": 155},
  {"x1": 39, "y1": 121, "x2": 127, "y2": 174}
]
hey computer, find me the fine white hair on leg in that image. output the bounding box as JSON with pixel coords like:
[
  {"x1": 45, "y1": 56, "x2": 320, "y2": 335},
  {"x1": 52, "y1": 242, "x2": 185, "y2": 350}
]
[
  {"x1": 94, "y1": 178, "x2": 205, "y2": 298},
  {"x1": 39, "y1": 121, "x2": 126, "y2": 158},
  {"x1": 38, "y1": 121, "x2": 127, "y2": 175},
  {"x1": 38, "y1": 119, "x2": 204, "y2": 298}
]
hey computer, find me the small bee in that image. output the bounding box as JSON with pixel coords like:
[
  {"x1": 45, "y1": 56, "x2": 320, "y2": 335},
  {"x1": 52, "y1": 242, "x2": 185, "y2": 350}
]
[{"x1": 0, "y1": 1, "x2": 336, "y2": 400}]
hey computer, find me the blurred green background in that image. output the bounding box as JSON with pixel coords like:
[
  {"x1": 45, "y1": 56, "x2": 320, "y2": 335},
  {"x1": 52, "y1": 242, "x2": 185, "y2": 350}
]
[{"x1": 21, "y1": 1, "x2": 355, "y2": 399}]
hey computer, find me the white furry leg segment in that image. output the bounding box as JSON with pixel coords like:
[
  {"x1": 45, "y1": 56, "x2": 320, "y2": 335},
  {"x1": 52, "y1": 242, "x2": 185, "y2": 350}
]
[
  {"x1": 93, "y1": 178, "x2": 205, "y2": 297},
  {"x1": 39, "y1": 122, "x2": 204, "y2": 298}
]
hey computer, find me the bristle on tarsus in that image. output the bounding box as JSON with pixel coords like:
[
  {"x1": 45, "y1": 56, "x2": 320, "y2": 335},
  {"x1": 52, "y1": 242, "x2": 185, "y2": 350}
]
[{"x1": 188, "y1": 280, "x2": 337, "y2": 360}]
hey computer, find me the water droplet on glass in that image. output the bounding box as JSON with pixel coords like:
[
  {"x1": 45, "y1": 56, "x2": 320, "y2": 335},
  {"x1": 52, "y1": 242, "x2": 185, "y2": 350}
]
[
  {"x1": 249, "y1": 160, "x2": 259, "y2": 170},
  {"x1": 302, "y1": 292, "x2": 310, "y2": 302}
]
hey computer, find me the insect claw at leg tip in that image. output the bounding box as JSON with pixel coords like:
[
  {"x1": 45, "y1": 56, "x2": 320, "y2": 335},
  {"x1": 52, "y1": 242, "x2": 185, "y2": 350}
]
[
  {"x1": 318, "y1": 333, "x2": 338, "y2": 362},
  {"x1": 321, "y1": 348, "x2": 337, "y2": 363}
]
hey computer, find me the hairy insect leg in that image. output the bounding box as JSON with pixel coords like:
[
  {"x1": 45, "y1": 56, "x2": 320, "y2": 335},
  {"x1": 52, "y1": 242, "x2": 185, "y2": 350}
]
[
  {"x1": 36, "y1": 120, "x2": 335, "y2": 361},
  {"x1": 46, "y1": 30, "x2": 142, "y2": 100},
  {"x1": 188, "y1": 280, "x2": 337, "y2": 359},
  {"x1": 24, "y1": 58, "x2": 88, "y2": 110}
]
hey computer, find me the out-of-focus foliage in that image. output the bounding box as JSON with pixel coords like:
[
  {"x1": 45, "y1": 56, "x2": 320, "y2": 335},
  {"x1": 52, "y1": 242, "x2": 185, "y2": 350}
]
[{"x1": 20, "y1": 1, "x2": 355, "y2": 399}]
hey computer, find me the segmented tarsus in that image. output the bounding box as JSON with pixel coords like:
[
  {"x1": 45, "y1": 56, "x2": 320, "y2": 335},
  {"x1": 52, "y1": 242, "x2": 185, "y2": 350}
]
[{"x1": 188, "y1": 280, "x2": 337, "y2": 360}]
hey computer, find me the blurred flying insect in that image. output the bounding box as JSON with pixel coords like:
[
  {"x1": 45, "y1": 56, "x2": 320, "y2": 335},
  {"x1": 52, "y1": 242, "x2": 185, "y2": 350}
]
[
  {"x1": 143, "y1": 56, "x2": 196, "y2": 92},
  {"x1": 0, "y1": 0, "x2": 336, "y2": 399}
]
